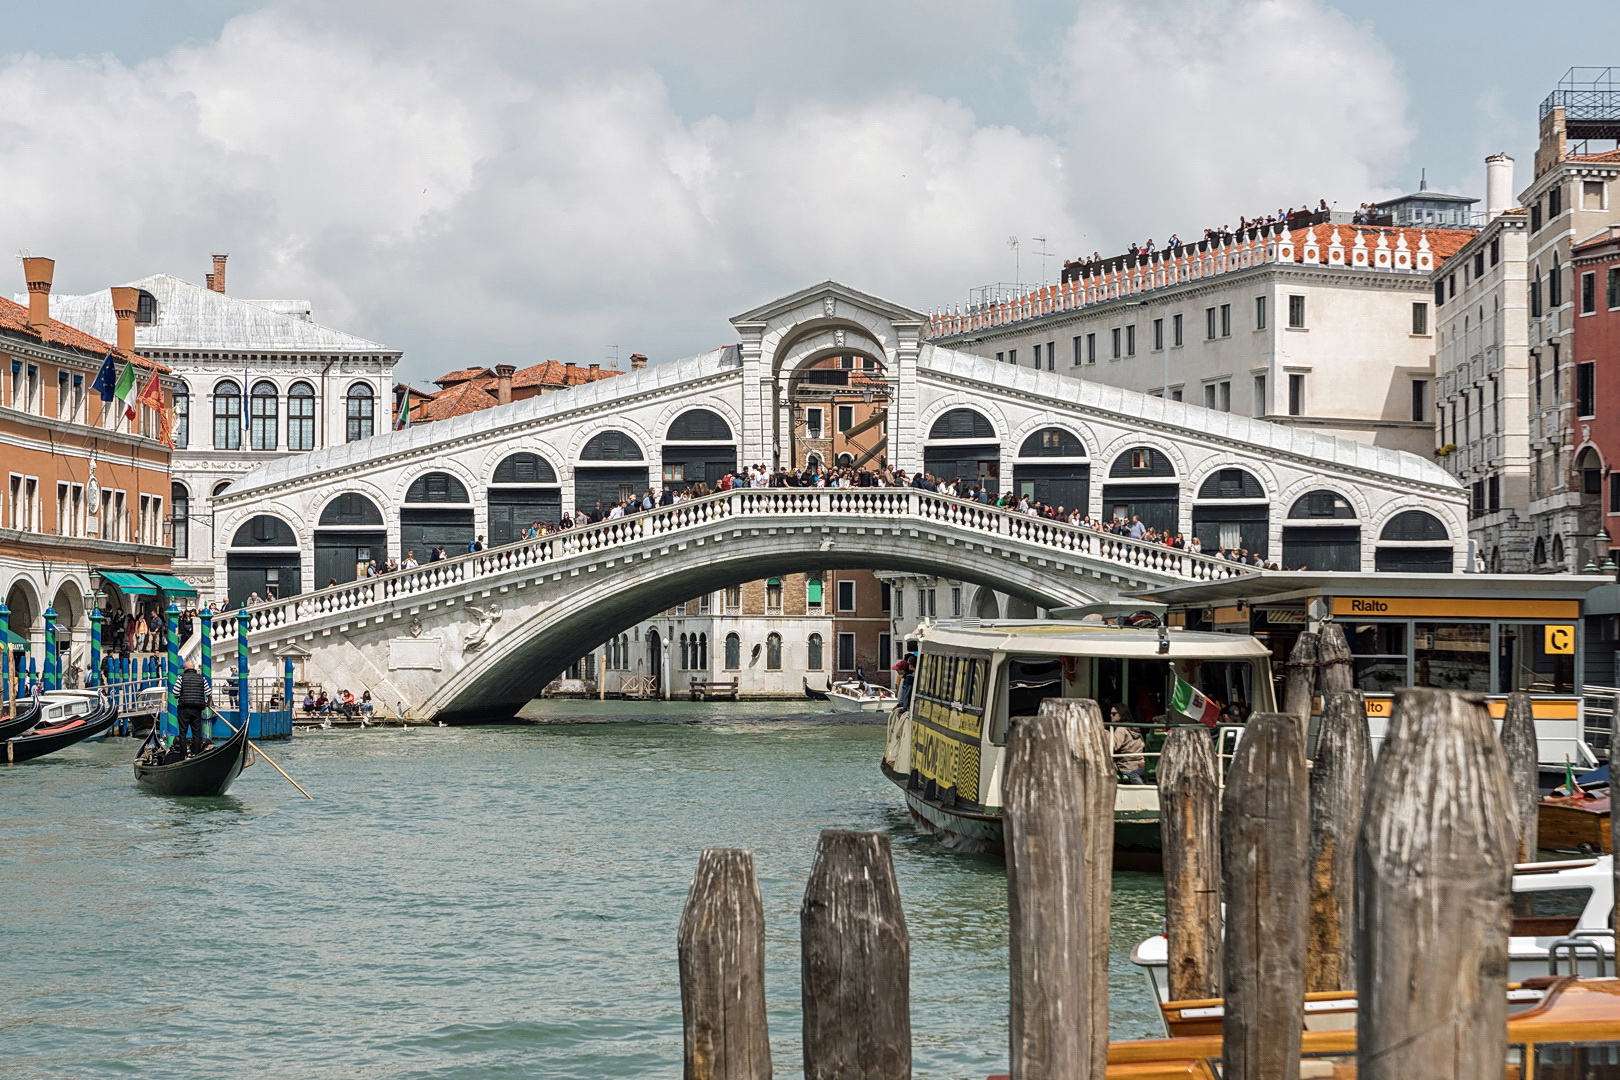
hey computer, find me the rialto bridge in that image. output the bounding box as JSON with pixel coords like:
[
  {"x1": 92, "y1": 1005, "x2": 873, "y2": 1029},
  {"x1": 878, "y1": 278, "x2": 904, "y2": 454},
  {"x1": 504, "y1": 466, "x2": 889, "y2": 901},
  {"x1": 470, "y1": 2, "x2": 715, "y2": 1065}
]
[{"x1": 209, "y1": 281, "x2": 1467, "y2": 720}]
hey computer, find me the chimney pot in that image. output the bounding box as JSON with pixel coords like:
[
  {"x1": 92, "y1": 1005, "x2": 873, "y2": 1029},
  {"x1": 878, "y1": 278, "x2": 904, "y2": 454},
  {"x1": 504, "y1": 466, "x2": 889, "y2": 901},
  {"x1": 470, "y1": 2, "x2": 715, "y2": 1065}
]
[
  {"x1": 495, "y1": 363, "x2": 515, "y2": 405},
  {"x1": 22, "y1": 256, "x2": 54, "y2": 333},
  {"x1": 210, "y1": 253, "x2": 228, "y2": 294},
  {"x1": 110, "y1": 286, "x2": 140, "y2": 357},
  {"x1": 630, "y1": 352, "x2": 647, "y2": 371},
  {"x1": 589, "y1": 362, "x2": 599, "y2": 370}
]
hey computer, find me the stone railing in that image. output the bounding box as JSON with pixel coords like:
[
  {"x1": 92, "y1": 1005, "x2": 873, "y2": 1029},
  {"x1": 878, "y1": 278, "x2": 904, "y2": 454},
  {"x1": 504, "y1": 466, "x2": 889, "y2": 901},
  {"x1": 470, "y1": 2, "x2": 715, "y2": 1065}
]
[{"x1": 213, "y1": 488, "x2": 1248, "y2": 645}]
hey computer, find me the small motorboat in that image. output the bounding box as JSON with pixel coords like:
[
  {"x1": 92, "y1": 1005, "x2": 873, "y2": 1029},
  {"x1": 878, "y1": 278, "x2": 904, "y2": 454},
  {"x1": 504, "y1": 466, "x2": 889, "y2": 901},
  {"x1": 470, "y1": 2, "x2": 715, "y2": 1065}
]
[
  {"x1": 3, "y1": 701, "x2": 119, "y2": 763},
  {"x1": 803, "y1": 677, "x2": 830, "y2": 702},
  {"x1": 132, "y1": 712, "x2": 252, "y2": 797},
  {"x1": 826, "y1": 680, "x2": 899, "y2": 713},
  {"x1": 1539, "y1": 763, "x2": 1611, "y2": 854}
]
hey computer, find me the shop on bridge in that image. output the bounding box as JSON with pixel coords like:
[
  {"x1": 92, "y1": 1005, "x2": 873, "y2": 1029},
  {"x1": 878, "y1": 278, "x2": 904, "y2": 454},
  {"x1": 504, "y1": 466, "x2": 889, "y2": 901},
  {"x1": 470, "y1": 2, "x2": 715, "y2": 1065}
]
[
  {"x1": 1190, "y1": 468, "x2": 1269, "y2": 557},
  {"x1": 314, "y1": 493, "x2": 387, "y2": 586},
  {"x1": 227, "y1": 514, "x2": 302, "y2": 605},
  {"x1": 1010, "y1": 426, "x2": 1089, "y2": 509},
  {"x1": 660, "y1": 409, "x2": 736, "y2": 491},
  {"x1": 487, "y1": 453, "x2": 561, "y2": 544},
  {"x1": 923, "y1": 408, "x2": 1000, "y2": 493},
  {"x1": 575, "y1": 430, "x2": 649, "y2": 514},
  {"x1": 1102, "y1": 446, "x2": 1178, "y2": 534},
  {"x1": 400, "y1": 472, "x2": 475, "y2": 557}
]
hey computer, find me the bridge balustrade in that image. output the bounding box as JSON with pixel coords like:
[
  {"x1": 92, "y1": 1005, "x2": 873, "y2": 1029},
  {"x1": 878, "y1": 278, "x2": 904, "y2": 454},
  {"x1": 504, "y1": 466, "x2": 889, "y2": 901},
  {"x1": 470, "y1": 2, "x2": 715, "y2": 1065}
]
[{"x1": 211, "y1": 488, "x2": 1248, "y2": 647}]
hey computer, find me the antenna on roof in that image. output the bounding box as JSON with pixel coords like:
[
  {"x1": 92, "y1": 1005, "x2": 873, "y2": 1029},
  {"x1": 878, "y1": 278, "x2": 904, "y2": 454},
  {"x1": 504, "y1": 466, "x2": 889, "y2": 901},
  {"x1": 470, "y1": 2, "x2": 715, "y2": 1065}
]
[
  {"x1": 1032, "y1": 236, "x2": 1051, "y2": 287},
  {"x1": 1419, "y1": 168, "x2": 1427, "y2": 192},
  {"x1": 604, "y1": 344, "x2": 620, "y2": 369}
]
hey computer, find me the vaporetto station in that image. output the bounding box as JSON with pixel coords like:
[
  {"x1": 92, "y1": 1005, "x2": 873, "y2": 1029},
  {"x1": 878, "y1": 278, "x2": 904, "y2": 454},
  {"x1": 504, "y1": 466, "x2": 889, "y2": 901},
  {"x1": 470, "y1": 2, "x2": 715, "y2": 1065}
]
[{"x1": 210, "y1": 282, "x2": 1468, "y2": 721}]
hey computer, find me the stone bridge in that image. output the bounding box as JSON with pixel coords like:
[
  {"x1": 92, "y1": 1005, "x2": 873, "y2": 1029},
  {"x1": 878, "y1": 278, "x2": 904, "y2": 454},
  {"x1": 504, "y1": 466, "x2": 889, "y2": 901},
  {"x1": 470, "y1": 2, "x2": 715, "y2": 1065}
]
[{"x1": 212, "y1": 487, "x2": 1251, "y2": 721}]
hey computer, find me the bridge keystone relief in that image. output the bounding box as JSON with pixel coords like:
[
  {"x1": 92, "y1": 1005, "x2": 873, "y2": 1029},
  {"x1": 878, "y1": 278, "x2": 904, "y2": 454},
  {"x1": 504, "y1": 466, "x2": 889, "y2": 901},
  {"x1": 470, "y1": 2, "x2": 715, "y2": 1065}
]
[{"x1": 212, "y1": 281, "x2": 1467, "y2": 721}]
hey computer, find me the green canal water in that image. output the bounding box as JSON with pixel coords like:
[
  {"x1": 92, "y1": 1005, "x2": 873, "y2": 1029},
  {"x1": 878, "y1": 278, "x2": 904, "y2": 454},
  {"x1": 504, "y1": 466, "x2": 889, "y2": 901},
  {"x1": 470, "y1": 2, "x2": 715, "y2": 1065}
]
[{"x1": 1, "y1": 701, "x2": 1166, "y2": 1080}]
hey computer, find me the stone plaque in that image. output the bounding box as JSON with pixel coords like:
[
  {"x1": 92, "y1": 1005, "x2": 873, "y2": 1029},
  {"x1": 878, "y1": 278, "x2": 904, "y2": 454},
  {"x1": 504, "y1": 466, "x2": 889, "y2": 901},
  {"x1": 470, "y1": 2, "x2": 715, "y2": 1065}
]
[{"x1": 389, "y1": 637, "x2": 442, "y2": 670}]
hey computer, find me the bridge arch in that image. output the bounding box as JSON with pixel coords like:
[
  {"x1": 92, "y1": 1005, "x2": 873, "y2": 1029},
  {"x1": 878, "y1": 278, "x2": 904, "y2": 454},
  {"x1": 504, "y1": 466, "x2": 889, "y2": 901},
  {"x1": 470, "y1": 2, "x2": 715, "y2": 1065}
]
[
  {"x1": 1011, "y1": 424, "x2": 1090, "y2": 511},
  {"x1": 1371, "y1": 505, "x2": 1456, "y2": 573},
  {"x1": 401, "y1": 471, "x2": 475, "y2": 558},
  {"x1": 1280, "y1": 487, "x2": 1362, "y2": 572},
  {"x1": 227, "y1": 513, "x2": 301, "y2": 604},
  {"x1": 1102, "y1": 445, "x2": 1180, "y2": 534},
  {"x1": 922, "y1": 404, "x2": 1004, "y2": 492},
  {"x1": 773, "y1": 325, "x2": 890, "y2": 385},
  {"x1": 575, "y1": 428, "x2": 650, "y2": 513},
  {"x1": 660, "y1": 408, "x2": 738, "y2": 492},
  {"x1": 487, "y1": 452, "x2": 562, "y2": 543},
  {"x1": 315, "y1": 492, "x2": 387, "y2": 586},
  {"x1": 1190, "y1": 466, "x2": 1271, "y2": 557}
]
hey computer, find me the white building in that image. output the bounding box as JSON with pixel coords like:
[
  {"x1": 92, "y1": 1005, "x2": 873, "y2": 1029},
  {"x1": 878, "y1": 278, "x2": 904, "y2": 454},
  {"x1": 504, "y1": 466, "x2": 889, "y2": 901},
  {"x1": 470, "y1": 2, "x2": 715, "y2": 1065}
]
[
  {"x1": 1431, "y1": 155, "x2": 1533, "y2": 571},
  {"x1": 46, "y1": 257, "x2": 400, "y2": 600},
  {"x1": 927, "y1": 221, "x2": 1478, "y2": 457}
]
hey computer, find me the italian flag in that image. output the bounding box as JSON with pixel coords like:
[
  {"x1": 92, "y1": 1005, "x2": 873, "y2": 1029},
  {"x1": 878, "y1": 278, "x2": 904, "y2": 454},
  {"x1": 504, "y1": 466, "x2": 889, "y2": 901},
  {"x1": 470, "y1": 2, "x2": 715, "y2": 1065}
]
[
  {"x1": 113, "y1": 359, "x2": 138, "y2": 420},
  {"x1": 1170, "y1": 674, "x2": 1221, "y2": 728}
]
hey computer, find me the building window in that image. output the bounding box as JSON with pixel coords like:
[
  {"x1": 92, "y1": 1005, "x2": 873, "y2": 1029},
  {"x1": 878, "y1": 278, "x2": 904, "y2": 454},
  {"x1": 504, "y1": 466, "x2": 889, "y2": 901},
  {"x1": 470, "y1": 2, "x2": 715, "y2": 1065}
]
[
  {"x1": 213, "y1": 379, "x2": 241, "y2": 449},
  {"x1": 836, "y1": 632, "x2": 856, "y2": 671},
  {"x1": 765, "y1": 578, "x2": 783, "y2": 614},
  {"x1": 922, "y1": 587, "x2": 937, "y2": 617},
  {"x1": 1411, "y1": 302, "x2": 1428, "y2": 335},
  {"x1": 724, "y1": 632, "x2": 740, "y2": 670},
  {"x1": 1577, "y1": 362, "x2": 1596, "y2": 419},
  {"x1": 1204, "y1": 383, "x2": 1217, "y2": 409},
  {"x1": 807, "y1": 633, "x2": 823, "y2": 670},
  {"x1": 836, "y1": 579, "x2": 856, "y2": 612},
  {"x1": 1219, "y1": 380, "x2": 1230, "y2": 412},
  {"x1": 1611, "y1": 472, "x2": 1620, "y2": 514},
  {"x1": 1434, "y1": 279, "x2": 1446, "y2": 307},
  {"x1": 1411, "y1": 379, "x2": 1429, "y2": 422},
  {"x1": 950, "y1": 586, "x2": 962, "y2": 617},
  {"x1": 1172, "y1": 312, "x2": 1183, "y2": 347},
  {"x1": 1253, "y1": 374, "x2": 1267, "y2": 416},
  {"x1": 1086, "y1": 333, "x2": 1096, "y2": 364},
  {"x1": 1255, "y1": 295, "x2": 1266, "y2": 330},
  {"x1": 1111, "y1": 327, "x2": 1122, "y2": 359},
  {"x1": 287, "y1": 381, "x2": 315, "y2": 451},
  {"x1": 1550, "y1": 259, "x2": 1563, "y2": 308},
  {"x1": 1007, "y1": 348, "x2": 1017, "y2": 365},
  {"x1": 1205, "y1": 307, "x2": 1217, "y2": 340},
  {"x1": 1490, "y1": 237, "x2": 1500, "y2": 266},
  {"x1": 1288, "y1": 373, "x2": 1305, "y2": 416},
  {"x1": 1287, "y1": 295, "x2": 1306, "y2": 328},
  {"x1": 57, "y1": 370, "x2": 69, "y2": 421},
  {"x1": 892, "y1": 587, "x2": 903, "y2": 620},
  {"x1": 1152, "y1": 318, "x2": 1163, "y2": 350},
  {"x1": 1045, "y1": 340, "x2": 1055, "y2": 370},
  {"x1": 345, "y1": 383, "x2": 375, "y2": 442},
  {"x1": 837, "y1": 405, "x2": 854, "y2": 432},
  {"x1": 878, "y1": 633, "x2": 891, "y2": 671},
  {"x1": 1582, "y1": 271, "x2": 1597, "y2": 315},
  {"x1": 250, "y1": 380, "x2": 278, "y2": 450},
  {"x1": 804, "y1": 406, "x2": 823, "y2": 439},
  {"x1": 807, "y1": 575, "x2": 824, "y2": 612},
  {"x1": 1549, "y1": 183, "x2": 1563, "y2": 216},
  {"x1": 172, "y1": 482, "x2": 189, "y2": 559},
  {"x1": 765, "y1": 633, "x2": 782, "y2": 670},
  {"x1": 1071, "y1": 336, "x2": 1082, "y2": 365},
  {"x1": 724, "y1": 585, "x2": 741, "y2": 612},
  {"x1": 1609, "y1": 268, "x2": 1620, "y2": 310},
  {"x1": 173, "y1": 383, "x2": 189, "y2": 449},
  {"x1": 1474, "y1": 252, "x2": 1485, "y2": 278},
  {"x1": 995, "y1": 352, "x2": 1004, "y2": 362},
  {"x1": 26, "y1": 364, "x2": 38, "y2": 413},
  {"x1": 880, "y1": 582, "x2": 891, "y2": 612},
  {"x1": 135, "y1": 290, "x2": 157, "y2": 325},
  {"x1": 1219, "y1": 303, "x2": 1231, "y2": 337}
]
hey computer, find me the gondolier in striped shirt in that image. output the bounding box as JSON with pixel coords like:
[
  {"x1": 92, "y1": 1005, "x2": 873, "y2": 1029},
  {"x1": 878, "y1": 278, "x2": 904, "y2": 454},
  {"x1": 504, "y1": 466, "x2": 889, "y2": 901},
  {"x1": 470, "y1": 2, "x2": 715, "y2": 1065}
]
[{"x1": 174, "y1": 660, "x2": 212, "y2": 757}]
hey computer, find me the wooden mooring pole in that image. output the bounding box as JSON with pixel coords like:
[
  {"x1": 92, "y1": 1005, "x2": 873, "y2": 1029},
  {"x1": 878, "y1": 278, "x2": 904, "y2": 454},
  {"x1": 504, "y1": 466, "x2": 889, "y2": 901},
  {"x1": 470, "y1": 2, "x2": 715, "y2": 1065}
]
[
  {"x1": 1004, "y1": 710, "x2": 1100, "y2": 1080},
  {"x1": 1281, "y1": 631, "x2": 1319, "y2": 725},
  {"x1": 1157, "y1": 726, "x2": 1221, "y2": 1001},
  {"x1": 678, "y1": 848, "x2": 772, "y2": 1080},
  {"x1": 1314, "y1": 621, "x2": 1354, "y2": 696},
  {"x1": 1500, "y1": 690, "x2": 1539, "y2": 865},
  {"x1": 1221, "y1": 711, "x2": 1309, "y2": 1080},
  {"x1": 1356, "y1": 688, "x2": 1515, "y2": 1080},
  {"x1": 800, "y1": 830, "x2": 910, "y2": 1080},
  {"x1": 1305, "y1": 689, "x2": 1369, "y2": 993}
]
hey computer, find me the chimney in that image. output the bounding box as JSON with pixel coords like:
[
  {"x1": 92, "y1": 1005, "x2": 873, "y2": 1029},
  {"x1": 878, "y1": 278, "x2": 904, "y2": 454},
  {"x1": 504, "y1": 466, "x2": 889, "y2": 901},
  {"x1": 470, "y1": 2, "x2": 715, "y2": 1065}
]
[
  {"x1": 495, "y1": 363, "x2": 515, "y2": 405},
  {"x1": 629, "y1": 352, "x2": 647, "y2": 371},
  {"x1": 22, "y1": 256, "x2": 53, "y2": 333},
  {"x1": 210, "y1": 253, "x2": 228, "y2": 294},
  {"x1": 110, "y1": 286, "x2": 139, "y2": 356},
  {"x1": 205, "y1": 273, "x2": 216, "y2": 291},
  {"x1": 1484, "y1": 153, "x2": 1515, "y2": 221},
  {"x1": 589, "y1": 362, "x2": 600, "y2": 371}
]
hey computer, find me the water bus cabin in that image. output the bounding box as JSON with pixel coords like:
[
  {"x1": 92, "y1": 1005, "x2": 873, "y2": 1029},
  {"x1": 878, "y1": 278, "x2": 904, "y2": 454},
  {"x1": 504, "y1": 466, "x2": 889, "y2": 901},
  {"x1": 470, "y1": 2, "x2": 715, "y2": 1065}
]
[
  {"x1": 1144, "y1": 573, "x2": 1605, "y2": 784},
  {"x1": 881, "y1": 620, "x2": 1274, "y2": 859}
]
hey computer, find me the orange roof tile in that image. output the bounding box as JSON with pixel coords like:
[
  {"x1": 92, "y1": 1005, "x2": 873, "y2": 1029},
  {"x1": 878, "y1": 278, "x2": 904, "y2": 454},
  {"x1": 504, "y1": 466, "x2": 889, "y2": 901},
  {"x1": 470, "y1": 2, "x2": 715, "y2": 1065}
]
[
  {"x1": 1286, "y1": 223, "x2": 1476, "y2": 262},
  {"x1": 510, "y1": 360, "x2": 622, "y2": 388},
  {"x1": 0, "y1": 296, "x2": 167, "y2": 372},
  {"x1": 411, "y1": 380, "x2": 498, "y2": 422},
  {"x1": 1572, "y1": 148, "x2": 1620, "y2": 164}
]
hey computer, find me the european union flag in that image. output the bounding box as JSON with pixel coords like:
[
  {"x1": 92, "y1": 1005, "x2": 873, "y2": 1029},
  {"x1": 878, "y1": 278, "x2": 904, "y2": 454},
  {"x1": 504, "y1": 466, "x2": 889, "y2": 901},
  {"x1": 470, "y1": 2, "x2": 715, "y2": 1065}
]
[{"x1": 92, "y1": 352, "x2": 117, "y2": 399}]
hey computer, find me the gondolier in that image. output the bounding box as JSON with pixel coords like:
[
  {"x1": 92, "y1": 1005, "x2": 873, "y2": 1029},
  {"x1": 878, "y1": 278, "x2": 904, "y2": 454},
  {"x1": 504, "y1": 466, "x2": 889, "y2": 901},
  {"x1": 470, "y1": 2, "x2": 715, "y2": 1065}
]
[{"x1": 175, "y1": 660, "x2": 212, "y2": 756}]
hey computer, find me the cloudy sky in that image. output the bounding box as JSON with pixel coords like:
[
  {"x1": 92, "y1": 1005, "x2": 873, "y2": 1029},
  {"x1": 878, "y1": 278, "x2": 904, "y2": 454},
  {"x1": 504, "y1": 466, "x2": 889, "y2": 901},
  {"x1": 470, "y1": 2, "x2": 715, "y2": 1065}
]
[{"x1": 1, "y1": 1, "x2": 1610, "y2": 380}]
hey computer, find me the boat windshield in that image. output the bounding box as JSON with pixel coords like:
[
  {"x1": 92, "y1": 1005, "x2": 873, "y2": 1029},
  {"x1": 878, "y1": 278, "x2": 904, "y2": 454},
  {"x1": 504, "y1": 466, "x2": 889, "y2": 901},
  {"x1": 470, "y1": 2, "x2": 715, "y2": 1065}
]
[{"x1": 1008, "y1": 655, "x2": 1257, "y2": 728}]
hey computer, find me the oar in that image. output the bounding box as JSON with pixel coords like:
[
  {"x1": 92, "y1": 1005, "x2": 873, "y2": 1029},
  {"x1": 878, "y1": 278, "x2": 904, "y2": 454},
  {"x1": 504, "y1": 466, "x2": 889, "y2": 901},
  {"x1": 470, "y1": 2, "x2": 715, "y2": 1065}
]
[{"x1": 214, "y1": 712, "x2": 313, "y2": 800}]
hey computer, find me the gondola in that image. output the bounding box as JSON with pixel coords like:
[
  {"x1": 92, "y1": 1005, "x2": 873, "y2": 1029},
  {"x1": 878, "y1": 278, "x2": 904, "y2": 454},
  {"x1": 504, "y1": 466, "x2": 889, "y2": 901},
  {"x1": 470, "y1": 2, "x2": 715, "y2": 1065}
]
[
  {"x1": 3, "y1": 701, "x2": 118, "y2": 763},
  {"x1": 0, "y1": 701, "x2": 43, "y2": 742},
  {"x1": 803, "y1": 677, "x2": 830, "y2": 702},
  {"x1": 132, "y1": 712, "x2": 251, "y2": 797}
]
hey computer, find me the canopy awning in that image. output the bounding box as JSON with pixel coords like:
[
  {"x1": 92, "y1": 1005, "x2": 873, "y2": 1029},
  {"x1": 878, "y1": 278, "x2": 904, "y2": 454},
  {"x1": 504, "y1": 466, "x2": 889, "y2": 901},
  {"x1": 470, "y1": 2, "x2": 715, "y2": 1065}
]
[
  {"x1": 137, "y1": 572, "x2": 199, "y2": 599},
  {"x1": 99, "y1": 571, "x2": 157, "y2": 596},
  {"x1": 1, "y1": 626, "x2": 26, "y2": 650}
]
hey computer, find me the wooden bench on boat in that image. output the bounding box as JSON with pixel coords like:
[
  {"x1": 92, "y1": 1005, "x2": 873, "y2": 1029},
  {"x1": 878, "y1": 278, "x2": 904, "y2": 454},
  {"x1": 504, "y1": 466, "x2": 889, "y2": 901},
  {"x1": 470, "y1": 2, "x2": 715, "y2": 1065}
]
[{"x1": 688, "y1": 677, "x2": 739, "y2": 702}]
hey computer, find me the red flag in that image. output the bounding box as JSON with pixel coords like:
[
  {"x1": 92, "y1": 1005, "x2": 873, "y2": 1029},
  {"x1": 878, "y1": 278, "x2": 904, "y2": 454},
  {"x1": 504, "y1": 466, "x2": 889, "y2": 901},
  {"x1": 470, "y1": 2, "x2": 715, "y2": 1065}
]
[{"x1": 137, "y1": 369, "x2": 171, "y2": 446}]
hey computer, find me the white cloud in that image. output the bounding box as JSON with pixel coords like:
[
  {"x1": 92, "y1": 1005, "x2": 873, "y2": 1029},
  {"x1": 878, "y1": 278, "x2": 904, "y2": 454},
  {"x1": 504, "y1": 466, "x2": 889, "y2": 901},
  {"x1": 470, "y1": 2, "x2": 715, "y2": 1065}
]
[{"x1": 0, "y1": 1, "x2": 1412, "y2": 379}]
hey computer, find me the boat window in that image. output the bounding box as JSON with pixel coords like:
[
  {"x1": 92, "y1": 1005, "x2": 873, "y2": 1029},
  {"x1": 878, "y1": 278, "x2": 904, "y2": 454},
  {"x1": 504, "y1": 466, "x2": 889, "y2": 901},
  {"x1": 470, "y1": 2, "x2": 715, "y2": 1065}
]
[
  {"x1": 1510, "y1": 887, "x2": 1593, "y2": 939},
  {"x1": 1188, "y1": 662, "x2": 1255, "y2": 724},
  {"x1": 1534, "y1": 1042, "x2": 1620, "y2": 1079},
  {"x1": 1348, "y1": 622, "x2": 1408, "y2": 693},
  {"x1": 1497, "y1": 622, "x2": 1577, "y2": 694},
  {"x1": 1413, "y1": 622, "x2": 1490, "y2": 692},
  {"x1": 1094, "y1": 657, "x2": 1172, "y2": 726},
  {"x1": 1007, "y1": 656, "x2": 1063, "y2": 718}
]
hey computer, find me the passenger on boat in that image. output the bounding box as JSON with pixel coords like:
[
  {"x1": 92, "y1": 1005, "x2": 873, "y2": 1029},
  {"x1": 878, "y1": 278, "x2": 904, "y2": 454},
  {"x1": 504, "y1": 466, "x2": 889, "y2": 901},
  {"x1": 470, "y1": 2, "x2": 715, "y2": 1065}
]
[
  {"x1": 1107, "y1": 704, "x2": 1147, "y2": 784},
  {"x1": 893, "y1": 654, "x2": 916, "y2": 710},
  {"x1": 175, "y1": 660, "x2": 212, "y2": 756}
]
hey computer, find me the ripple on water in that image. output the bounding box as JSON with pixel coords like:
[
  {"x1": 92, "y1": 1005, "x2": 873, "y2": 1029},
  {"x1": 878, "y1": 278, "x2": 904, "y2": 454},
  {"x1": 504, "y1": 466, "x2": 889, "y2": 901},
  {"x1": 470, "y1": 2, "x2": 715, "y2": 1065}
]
[{"x1": 1, "y1": 707, "x2": 1166, "y2": 1079}]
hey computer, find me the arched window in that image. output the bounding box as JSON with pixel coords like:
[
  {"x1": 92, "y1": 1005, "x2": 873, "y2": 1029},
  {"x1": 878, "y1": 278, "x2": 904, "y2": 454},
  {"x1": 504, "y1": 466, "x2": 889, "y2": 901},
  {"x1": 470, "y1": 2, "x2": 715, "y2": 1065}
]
[
  {"x1": 346, "y1": 382, "x2": 375, "y2": 442},
  {"x1": 135, "y1": 290, "x2": 157, "y2": 325},
  {"x1": 1197, "y1": 469, "x2": 1265, "y2": 500},
  {"x1": 493, "y1": 453, "x2": 559, "y2": 484},
  {"x1": 765, "y1": 633, "x2": 782, "y2": 671},
  {"x1": 1108, "y1": 447, "x2": 1175, "y2": 477},
  {"x1": 171, "y1": 482, "x2": 189, "y2": 559},
  {"x1": 696, "y1": 633, "x2": 707, "y2": 670},
  {"x1": 1018, "y1": 427, "x2": 1086, "y2": 457},
  {"x1": 1534, "y1": 536, "x2": 1547, "y2": 565},
  {"x1": 807, "y1": 633, "x2": 824, "y2": 670},
  {"x1": 405, "y1": 472, "x2": 470, "y2": 503},
  {"x1": 1553, "y1": 535, "x2": 1566, "y2": 565},
  {"x1": 666, "y1": 409, "x2": 732, "y2": 441},
  {"x1": 230, "y1": 514, "x2": 297, "y2": 547},
  {"x1": 929, "y1": 408, "x2": 996, "y2": 439},
  {"x1": 213, "y1": 379, "x2": 241, "y2": 450},
  {"x1": 319, "y1": 493, "x2": 385, "y2": 526},
  {"x1": 288, "y1": 381, "x2": 316, "y2": 451},
  {"x1": 837, "y1": 453, "x2": 855, "y2": 467},
  {"x1": 211, "y1": 480, "x2": 233, "y2": 498},
  {"x1": 1288, "y1": 490, "x2": 1357, "y2": 519},
  {"x1": 250, "y1": 380, "x2": 278, "y2": 450},
  {"x1": 580, "y1": 430, "x2": 644, "y2": 460},
  {"x1": 724, "y1": 633, "x2": 741, "y2": 670},
  {"x1": 680, "y1": 634, "x2": 691, "y2": 670},
  {"x1": 1379, "y1": 510, "x2": 1448, "y2": 542},
  {"x1": 172, "y1": 382, "x2": 190, "y2": 449}
]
